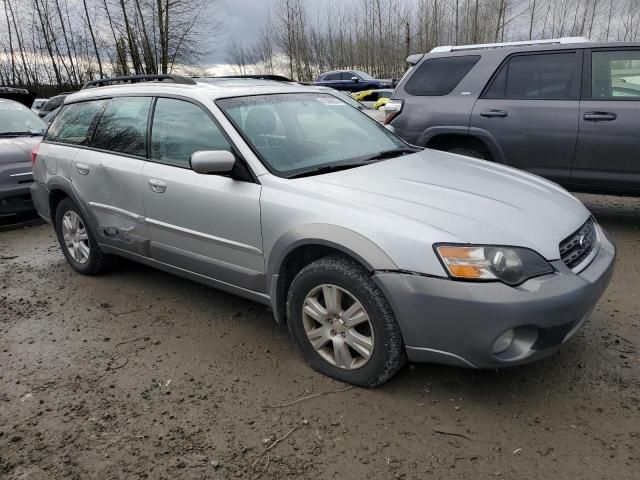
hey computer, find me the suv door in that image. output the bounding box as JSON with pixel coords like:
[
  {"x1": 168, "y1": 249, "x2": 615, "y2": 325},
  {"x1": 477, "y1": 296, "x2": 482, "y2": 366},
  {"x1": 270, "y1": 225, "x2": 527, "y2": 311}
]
[
  {"x1": 141, "y1": 97, "x2": 264, "y2": 292},
  {"x1": 572, "y1": 48, "x2": 640, "y2": 192},
  {"x1": 470, "y1": 51, "x2": 582, "y2": 183},
  {"x1": 72, "y1": 96, "x2": 152, "y2": 255}
]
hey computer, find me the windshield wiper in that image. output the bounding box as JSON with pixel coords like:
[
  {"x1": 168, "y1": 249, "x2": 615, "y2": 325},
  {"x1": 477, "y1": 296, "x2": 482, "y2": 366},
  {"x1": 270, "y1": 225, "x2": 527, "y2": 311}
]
[
  {"x1": 359, "y1": 147, "x2": 420, "y2": 162},
  {"x1": 288, "y1": 161, "x2": 374, "y2": 179},
  {"x1": 0, "y1": 131, "x2": 44, "y2": 137}
]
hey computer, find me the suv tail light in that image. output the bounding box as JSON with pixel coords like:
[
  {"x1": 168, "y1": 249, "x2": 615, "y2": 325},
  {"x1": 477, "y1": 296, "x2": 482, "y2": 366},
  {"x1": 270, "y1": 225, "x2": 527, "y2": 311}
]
[
  {"x1": 383, "y1": 99, "x2": 403, "y2": 125},
  {"x1": 31, "y1": 142, "x2": 40, "y2": 164}
]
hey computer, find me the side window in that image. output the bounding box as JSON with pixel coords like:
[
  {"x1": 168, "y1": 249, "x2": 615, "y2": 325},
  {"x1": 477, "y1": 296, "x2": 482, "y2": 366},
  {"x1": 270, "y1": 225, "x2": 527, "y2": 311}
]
[
  {"x1": 404, "y1": 55, "x2": 480, "y2": 96},
  {"x1": 341, "y1": 72, "x2": 356, "y2": 80},
  {"x1": 91, "y1": 97, "x2": 151, "y2": 156},
  {"x1": 46, "y1": 100, "x2": 105, "y2": 145},
  {"x1": 150, "y1": 98, "x2": 231, "y2": 168},
  {"x1": 592, "y1": 49, "x2": 640, "y2": 99},
  {"x1": 323, "y1": 73, "x2": 339, "y2": 81},
  {"x1": 485, "y1": 52, "x2": 579, "y2": 100},
  {"x1": 43, "y1": 96, "x2": 62, "y2": 112}
]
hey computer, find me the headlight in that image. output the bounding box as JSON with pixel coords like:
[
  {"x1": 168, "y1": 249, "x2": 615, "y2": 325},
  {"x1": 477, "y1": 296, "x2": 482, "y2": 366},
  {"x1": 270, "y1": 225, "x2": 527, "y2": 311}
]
[{"x1": 435, "y1": 245, "x2": 554, "y2": 286}]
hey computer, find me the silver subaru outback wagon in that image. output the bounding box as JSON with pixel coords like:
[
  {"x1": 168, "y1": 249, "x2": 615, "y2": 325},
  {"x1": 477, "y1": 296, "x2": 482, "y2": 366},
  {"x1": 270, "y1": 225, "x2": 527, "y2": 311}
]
[{"x1": 30, "y1": 75, "x2": 615, "y2": 387}]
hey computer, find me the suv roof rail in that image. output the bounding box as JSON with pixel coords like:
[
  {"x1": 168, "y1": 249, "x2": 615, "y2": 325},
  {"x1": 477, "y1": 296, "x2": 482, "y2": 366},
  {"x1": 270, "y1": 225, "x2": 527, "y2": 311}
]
[
  {"x1": 430, "y1": 36, "x2": 590, "y2": 53},
  {"x1": 81, "y1": 74, "x2": 197, "y2": 89}
]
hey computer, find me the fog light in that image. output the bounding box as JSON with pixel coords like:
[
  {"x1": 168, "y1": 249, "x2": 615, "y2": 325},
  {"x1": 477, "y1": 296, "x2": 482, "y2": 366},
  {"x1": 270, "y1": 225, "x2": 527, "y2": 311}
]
[{"x1": 492, "y1": 329, "x2": 515, "y2": 354}]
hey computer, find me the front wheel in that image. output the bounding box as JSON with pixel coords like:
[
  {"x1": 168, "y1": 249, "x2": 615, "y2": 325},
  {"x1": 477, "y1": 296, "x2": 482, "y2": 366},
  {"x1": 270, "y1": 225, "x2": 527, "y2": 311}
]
[{"x1": 286, "y1": 255, "x2": 406, "y2": 387}]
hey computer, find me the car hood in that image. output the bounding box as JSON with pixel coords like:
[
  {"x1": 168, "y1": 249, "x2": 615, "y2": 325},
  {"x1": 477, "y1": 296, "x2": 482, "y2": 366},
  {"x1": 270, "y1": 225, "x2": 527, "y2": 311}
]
[
  {"x1": 0, "y1": 136, "x2": 41, "y2": 165},
  {"x1": 294, "y1": 150, "x2": 590, "y2": 260}
]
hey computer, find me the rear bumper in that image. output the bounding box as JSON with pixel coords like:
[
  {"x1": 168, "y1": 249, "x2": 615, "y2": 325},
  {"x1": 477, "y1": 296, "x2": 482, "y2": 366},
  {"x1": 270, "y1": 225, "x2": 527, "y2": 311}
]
[
  {"x1": 374, "y1": 231, "x2": 616, "y2": 369},
  {"x1": 30, "y1": 181, "x2": 51, "y2": 222}
]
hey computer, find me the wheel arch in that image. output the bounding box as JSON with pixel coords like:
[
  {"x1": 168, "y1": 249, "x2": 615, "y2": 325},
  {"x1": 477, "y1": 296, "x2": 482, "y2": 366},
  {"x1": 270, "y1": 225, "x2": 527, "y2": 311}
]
[
  {"x1": 266, "y1": 225, "x2": 397, "y2": 325},
  {"x1": 416, "y1": 126, "x2": 506, "y2": 164}
]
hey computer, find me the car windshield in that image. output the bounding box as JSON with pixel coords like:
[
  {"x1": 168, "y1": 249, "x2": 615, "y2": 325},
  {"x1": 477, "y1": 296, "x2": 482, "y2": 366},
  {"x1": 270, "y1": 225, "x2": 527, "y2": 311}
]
[
  {"x1": 353, "y1": 70, "x2": 375, "y2": 80},
  {"x1": 0, "y1": 101, "x2": 47, "y2": 135},
  {"x1": 216, "y1": 93, "x2": 408, "y2": 178}
]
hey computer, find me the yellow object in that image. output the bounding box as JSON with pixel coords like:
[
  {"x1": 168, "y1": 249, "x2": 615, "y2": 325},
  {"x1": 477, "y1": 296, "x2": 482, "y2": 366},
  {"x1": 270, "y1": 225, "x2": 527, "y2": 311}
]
[
  {"x1": 353, "y1": 90, "x2": 374, "y2": 101},
  {"x1": 374, "y1": 97, "x2": 390, "y2": 110}
]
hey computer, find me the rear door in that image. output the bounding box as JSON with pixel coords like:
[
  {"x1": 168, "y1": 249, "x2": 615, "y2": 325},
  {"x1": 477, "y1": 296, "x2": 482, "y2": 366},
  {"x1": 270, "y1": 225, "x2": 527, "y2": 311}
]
[
  {"x1": 141, "y1": 97, "x2": 264, "y2": 292},
  {"x1": 471, "y1": 51, "x2": 582, "y2": 183},
  {"x1": 572, "y1": 48, "x2": 640, "y2": 191},
  {"x1": 71, "y1": 96, "x2": 151, "y2": 255}
]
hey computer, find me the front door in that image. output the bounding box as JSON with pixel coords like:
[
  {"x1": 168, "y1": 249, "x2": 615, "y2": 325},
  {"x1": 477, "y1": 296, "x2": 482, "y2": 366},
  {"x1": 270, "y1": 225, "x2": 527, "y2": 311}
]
[
  {"x1": 470, "y1": 51, "x2": 582, "y2": 184},
  {"x1": 141, "y1": 97, "x2": 264, "y2": 293},
  {"x1": 572, "y1": 48, "x2": 640, "y2": 192}
]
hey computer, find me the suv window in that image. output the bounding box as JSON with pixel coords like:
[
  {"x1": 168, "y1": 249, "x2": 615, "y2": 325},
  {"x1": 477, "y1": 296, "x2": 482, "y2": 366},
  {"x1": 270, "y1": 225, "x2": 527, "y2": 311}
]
[
  {"x1": 323, "y1": 73, "x2": 339, "y2": 81},
  {"x1": 404, "y1": 55, "x2": 480, "y2": 96},
  {"x1": 484, "y1": 52, "x2": 579, "y2": 100},
  {"x1": 91, "y1": 97, "x2": 151, "y2": 156},
  {"x1": 46, "y1": 100, "x2": 105, "y2": 145},
  {"x1": 42, "y1": 96, "x2": 63, "y2": 112},
  {"x1": 150, "y1": 98, "x2": 231, "y2": 168},
  {"x1": 340, "y1": 72, "x2": 355, "y2": 80},
  {"x1": 592, "y1": 49, "x2": 640, "y2": 99}
]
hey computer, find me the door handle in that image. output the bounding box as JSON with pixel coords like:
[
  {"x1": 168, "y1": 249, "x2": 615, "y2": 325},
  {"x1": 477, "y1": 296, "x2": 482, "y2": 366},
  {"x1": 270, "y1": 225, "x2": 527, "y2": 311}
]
[
  {"x1": 75, "y1": 163, "x2": 90, "y2": 175},
  {"x1": 148, "y1": 179, "x2": 167, "y2": 193},
  {"x1": 583, "y1": 112, "x2": 617, "y2": 122},
  {"x1": 480, "y1": 109, "x2": 508, "y2": 118}
]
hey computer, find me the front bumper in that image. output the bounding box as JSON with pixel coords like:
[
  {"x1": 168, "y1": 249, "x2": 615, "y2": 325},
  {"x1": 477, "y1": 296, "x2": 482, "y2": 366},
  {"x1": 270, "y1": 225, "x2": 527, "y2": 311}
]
[{"x1": 374, "y1": 231, "x2": 616, "y2": 369}]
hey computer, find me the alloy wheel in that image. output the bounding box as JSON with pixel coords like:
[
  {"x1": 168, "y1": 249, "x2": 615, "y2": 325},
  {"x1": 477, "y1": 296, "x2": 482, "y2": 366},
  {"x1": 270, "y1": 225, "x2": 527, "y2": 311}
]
[
  {"x1": 61, "y1": 211, "x2": 90, "y2": 264},
  {"x1": 302, "y1": 284, "x2": 374, "y2": 370}
]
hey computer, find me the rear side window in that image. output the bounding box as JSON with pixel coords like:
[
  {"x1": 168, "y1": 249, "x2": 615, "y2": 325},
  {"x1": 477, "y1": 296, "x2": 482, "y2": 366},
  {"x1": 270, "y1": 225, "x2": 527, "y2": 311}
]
[
  {"x1": 150, "y1": 98, "x2": 231, "y2": 168},
  {"x1": 91, "y1": 97, "x2": 151, "y2": 156},
  {"x1": 484, "y1": 52, "x2": 579, "y2": 100},
  {"x1": 404, "y1": 55, "x2": 480, "y2": 96},
  {"x1": 592, "y1": 49, "x2": 640, "y2": 99},
  {"x1": 46, "y1": 100, "x2": 105, "y2": 145}
]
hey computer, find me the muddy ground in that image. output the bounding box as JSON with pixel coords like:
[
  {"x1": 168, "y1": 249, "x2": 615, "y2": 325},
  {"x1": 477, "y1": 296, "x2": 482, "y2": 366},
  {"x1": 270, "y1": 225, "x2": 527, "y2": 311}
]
[{"x1": 1, "y1": 194, "x2": 638, "y2": 480}]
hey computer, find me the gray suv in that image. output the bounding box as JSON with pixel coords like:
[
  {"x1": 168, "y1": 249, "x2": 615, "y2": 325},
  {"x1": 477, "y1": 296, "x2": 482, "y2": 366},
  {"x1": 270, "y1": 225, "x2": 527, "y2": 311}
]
[
  {"x1": 387, "y1": 37, "x2": 640, "y2": 196},
  {"x1": 30, "y1": 75, "x2": 615, "y2": 386}
]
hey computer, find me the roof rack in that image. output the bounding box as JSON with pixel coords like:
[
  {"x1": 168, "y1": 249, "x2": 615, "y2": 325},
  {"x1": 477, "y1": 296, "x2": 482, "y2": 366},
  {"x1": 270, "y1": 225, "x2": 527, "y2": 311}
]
[
  {"x1": 81, "y1": 74, "x2": 197, "y2": 89},
  {"x1": 430, "y1": 37, "x2": 590, "y2": 53},
  {"x1": 192, "y1": 74, "x2": 294, "y2": 83}
]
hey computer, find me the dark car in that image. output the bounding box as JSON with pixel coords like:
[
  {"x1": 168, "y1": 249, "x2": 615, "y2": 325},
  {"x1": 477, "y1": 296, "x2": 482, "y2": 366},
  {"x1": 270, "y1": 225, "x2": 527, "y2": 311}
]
[
  {"x1": 0, "y1": 99, "x2": 46, "y2": 219},
  {"x1": 313, "y1": 70, "x2": 392, "y2": 92},
  {"x1": 387, "y1": 38, "x2": 640, "y2": 196},
  {"x1": 37, "y1": 94, "x2": 69, "y2": 118}
]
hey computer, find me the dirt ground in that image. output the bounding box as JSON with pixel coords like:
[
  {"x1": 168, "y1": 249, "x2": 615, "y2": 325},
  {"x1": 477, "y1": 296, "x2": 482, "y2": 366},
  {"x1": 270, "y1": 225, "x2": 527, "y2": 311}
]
[{"x1": 0, "y1": 194, "x2": 638, "y2": 480}]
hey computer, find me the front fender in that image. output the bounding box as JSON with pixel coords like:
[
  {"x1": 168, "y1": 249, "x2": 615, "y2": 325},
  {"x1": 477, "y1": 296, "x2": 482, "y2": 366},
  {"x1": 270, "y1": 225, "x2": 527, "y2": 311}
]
[{"x1": 266, "y1": 224, "x2": 398, "y2": 323}]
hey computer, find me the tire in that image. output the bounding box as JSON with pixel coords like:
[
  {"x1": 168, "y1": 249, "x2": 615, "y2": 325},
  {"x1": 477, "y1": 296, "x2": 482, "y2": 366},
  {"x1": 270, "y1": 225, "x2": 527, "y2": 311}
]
[
  {"x1": 54, "y1": 197, "x2": 109, "y2": 275},
  {"x1": 446, "y1": 147, "x2": 488, "y2": 160},
  {"x1": 286, "y1": 254, "x2": 406, "y2": 387}
]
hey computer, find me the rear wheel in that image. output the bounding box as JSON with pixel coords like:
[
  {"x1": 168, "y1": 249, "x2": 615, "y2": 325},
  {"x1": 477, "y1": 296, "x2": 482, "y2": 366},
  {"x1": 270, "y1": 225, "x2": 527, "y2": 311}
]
[
  {"x1": 54, "y1": 198, "x2": 109, "y2": 275},
  {"x1": 286, "y1": 255, "x2": 406, "y2": 387}
]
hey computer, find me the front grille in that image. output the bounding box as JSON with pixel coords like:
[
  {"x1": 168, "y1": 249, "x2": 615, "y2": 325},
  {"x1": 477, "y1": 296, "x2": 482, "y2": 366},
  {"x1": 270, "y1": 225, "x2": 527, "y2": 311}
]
[{"x1": 559, "y1": 218, "x2": 597, "y2": 270}]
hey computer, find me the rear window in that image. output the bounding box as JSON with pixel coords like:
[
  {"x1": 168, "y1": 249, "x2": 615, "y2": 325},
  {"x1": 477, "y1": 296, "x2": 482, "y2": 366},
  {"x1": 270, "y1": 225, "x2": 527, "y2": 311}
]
[
  {"x1": 46, "y1": 100, "x2": 105, "y2": 145},
  {"x1": 483, "y1": 52, "x2": 580, "y2": 100},
  {"x1": 91, "y1": 97, "x2": 151, "y2": 156},
  {"x1": 404, "y1": 55, "x2": 480, "y2": 96}
]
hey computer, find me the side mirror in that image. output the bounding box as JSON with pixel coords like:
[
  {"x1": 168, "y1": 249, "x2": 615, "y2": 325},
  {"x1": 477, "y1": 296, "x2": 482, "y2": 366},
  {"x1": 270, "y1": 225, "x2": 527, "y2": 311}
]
[
  {"x1": 190, "y1": 150, "x2": 236, "y2": 174},
  {"x1": 351, "y1": 76, "x2": 359, "y2": 82}
]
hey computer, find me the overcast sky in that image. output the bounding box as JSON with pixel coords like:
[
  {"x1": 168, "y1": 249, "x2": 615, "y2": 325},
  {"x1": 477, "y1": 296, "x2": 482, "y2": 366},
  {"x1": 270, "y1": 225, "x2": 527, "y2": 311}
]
[{"x1": 211, "y1": 0, "x2": 274, "y2": 66}]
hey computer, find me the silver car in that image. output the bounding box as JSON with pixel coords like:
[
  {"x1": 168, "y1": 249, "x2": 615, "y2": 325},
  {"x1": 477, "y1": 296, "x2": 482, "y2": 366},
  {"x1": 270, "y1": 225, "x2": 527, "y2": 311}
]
[{"x1": 30, "y1": 76, "x2": 615, "y2": 387}]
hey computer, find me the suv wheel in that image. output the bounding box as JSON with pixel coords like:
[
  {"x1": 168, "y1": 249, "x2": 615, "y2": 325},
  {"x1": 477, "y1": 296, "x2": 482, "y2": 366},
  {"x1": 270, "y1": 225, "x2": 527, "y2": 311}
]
[
  {"x1": 54, "y1": 198, "x2": 109, "y2": 275},
  {"x1": 286, "y1": 254, "x2": 406, "y2": 387},
  {"x1": 447, "y1": 147, "x2": 488, "y2": 160}
]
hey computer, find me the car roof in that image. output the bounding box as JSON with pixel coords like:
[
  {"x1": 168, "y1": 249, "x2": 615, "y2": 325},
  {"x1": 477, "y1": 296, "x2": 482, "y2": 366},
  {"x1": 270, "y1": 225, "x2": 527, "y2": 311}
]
[
  {"x1": 63, "y1": 80, "x2": 329, "y2": 105},
  {"x1": 424, "y1": 41, "x2": 640, "y2": 58}
]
